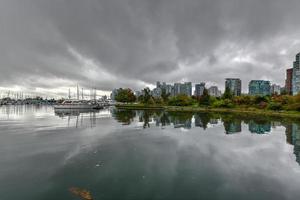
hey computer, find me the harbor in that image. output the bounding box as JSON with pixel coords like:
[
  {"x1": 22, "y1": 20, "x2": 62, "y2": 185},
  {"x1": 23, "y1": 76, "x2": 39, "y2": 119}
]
[{"x1": 0, "y1": 87, "x2": 116, "y2": 108}]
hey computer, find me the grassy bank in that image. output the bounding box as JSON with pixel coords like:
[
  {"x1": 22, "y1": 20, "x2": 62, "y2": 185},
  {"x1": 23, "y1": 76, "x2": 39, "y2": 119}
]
[{"x1": 115, "y1": 104, "x2": 300, "y2": 119}]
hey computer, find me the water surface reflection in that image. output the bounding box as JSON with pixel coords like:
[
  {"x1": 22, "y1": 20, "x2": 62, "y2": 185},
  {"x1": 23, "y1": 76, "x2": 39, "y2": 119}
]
[
  {"x1": 113, "y1": 109, "x2": 300, "y2": 166},
  {"x1": 1, "y1": 106, "x2": 300, "y2": 200}
]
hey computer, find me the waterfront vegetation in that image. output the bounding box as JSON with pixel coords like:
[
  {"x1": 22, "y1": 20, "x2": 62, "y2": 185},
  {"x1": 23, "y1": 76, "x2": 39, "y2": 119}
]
[{"x1": 115, "y1": 87, "x2": 300, "y2": 118}]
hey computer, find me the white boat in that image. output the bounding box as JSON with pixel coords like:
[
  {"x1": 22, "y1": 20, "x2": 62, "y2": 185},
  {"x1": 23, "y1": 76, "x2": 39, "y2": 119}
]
[{"x1": 54, "y1": 100, "x2": 103, "y2": 109}]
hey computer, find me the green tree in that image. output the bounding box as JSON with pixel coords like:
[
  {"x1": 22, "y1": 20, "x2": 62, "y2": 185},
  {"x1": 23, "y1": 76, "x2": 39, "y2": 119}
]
[
  {"x1": 168, "y1": 94, "x2": 194, "y2": 106},
  {"x1": 161, "y1": 88, "x2": 170, "y2": 103},
  {"x1": 280, "y1": 88, "x2": 288, "y2": 95},
  {"x1": 222, "y1": 87, "x2": 233, "y2": 99},
  {"x1": 199, "y1": 88, "x2": 211, "y2": 106},
  {"x1": 141, "y1": 88, "x2": 153, "y2": 104}
]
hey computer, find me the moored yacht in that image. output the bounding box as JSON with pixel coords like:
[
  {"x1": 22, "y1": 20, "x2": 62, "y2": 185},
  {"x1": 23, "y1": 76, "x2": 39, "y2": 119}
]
[{"x1": 54, "y1": 100, "x2": 103, "y2": 109}]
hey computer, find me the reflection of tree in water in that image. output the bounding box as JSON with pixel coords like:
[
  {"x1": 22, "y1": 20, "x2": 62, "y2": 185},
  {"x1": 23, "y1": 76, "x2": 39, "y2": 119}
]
[
  {"x1": 137, "y1": 110, "x2": 163, "y2": 129},
  {"x1": 194, "y1": 113, "x2": 217, "y2": 130},
  {"x1": 69, "y1": 187, "x2": 93, "y2": 200},
  {"x1": 221, "y1": 114, "x2": 242, "y2": 134},
  {"x1": 153, "y1": 111, "x2": 171, "y2": 127},
  {"x1": 139, "y1": 111, "x2": 150, "y2": 129},
  {"x1": 159, "y1": 112, "x2": 171, "y2": 127},
  {"x1": 285, "y1": 123, "x2": 300, "y2": 165},
  {"x1": 247, "y1": 119, "x2": 271, "y2": 134},
  {"x1": 168, "y1": 112, "x2": 193, "y2": 129},
  {"x1": 137, "y1": 111, "x2": 193, "y2": 129},
  {"x1": 112, "y1": 109, "x2": 136, "y2": 125}
]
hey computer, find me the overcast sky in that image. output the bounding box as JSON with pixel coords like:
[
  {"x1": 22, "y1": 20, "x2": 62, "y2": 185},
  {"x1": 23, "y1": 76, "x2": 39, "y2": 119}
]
[{"x1": 0, "y1": 0, "x2": 300, "y2": 97}]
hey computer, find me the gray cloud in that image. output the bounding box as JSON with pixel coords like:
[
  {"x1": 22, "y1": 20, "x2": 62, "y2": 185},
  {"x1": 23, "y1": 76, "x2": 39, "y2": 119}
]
[{"x1": 0, "y1": 0, "x2": 300, "y2": 96}]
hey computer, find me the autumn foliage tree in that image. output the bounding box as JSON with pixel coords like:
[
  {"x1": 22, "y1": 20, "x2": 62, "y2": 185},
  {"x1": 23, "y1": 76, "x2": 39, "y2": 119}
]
[{"x1": 115, "y1": 88, "x2": 136, "y2": 103}]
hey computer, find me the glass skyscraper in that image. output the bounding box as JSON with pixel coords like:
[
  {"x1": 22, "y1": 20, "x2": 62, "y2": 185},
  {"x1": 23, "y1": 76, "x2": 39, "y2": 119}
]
[
  {"x1": 225, "y1": 78, "x2": 242, "y2": 96},
  {"x1": 248, "y1": 80, "x2": 271, "y2": 96},
  {"x1": 292, "y1": 52, "x2": 300, "y2": 95},
  {"x1": 194, "y1": 83, "x2": 206, "y2": 97}
]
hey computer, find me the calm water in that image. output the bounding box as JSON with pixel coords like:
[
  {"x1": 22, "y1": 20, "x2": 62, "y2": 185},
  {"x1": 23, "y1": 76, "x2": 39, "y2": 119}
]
[{"x1": 1, "y1": 105, "x2": 300, "y2": 200}]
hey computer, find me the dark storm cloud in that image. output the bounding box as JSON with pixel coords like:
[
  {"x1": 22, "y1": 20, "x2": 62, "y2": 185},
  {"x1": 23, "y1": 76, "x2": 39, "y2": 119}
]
[{"x1": 0, "y1": 0, "x2": 300, "y2": 95}]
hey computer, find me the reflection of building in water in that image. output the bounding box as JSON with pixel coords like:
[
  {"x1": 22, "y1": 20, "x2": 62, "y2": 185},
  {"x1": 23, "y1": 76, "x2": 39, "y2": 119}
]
[
  {"x1": 285, "y1": 124, "x2": 293, "y2": 145},
  {"x1": 209, "y1": 119, "x2": 218, "y2": 125},
  {"x1": 285, "y1": 124, "x2": 300, "y2": 165},
  {"x1": 221, "y1": 115, "x2": 242, "y2": 134},
  {"x1": 248, "y1": 120, "x2": 271, "y2": 134},
  {"x1": 195, "y1": 115, "x2": 204, "y2": 128},
  {"x1": 111, "y1": 109, "x2": 136, "y2": 125},
  {"x1": 223, "y1": 120, "x2": 242, "y2": 134},
  {"x1": 173, "y1": 118, "x2": 192, "y2": 129}
]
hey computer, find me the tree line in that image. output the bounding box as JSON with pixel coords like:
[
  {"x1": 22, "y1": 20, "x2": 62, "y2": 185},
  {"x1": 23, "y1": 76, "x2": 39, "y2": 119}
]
[{"x1": 114, "y1": 87, "x2": 300, "y2": 112}]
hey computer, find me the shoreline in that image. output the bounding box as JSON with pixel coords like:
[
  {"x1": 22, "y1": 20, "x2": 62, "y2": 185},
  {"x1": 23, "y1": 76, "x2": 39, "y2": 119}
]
[{"x1": 115, "y1": 104, "x2": 300, "y2": 119}]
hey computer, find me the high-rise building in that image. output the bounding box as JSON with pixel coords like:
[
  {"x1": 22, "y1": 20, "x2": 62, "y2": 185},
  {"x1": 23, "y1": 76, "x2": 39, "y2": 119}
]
[
  {"x1": 156, "y1": 81, "x2": 174, "y2": 96},
  {"x1": 165, "y1": 84, "x2": 173, "y2": 95},
  {"x1": 173, "y1": 82, "x2": 192, "y2": 96},
  {"x1": 248, "y1": 80, "x2": 271, "y2": 96},
  {"x1": 225, "y1": 78, "x2": 242, "y2": 96},
  {"x1": 271, "y1": 84, "x2": 281, "y2": 95},
  {"x1": 208, "y1": 86, "x2": 222, "y2": 97},
  {"x1": 194, "y1": 83, "x2": 205, "y2": 97},
  {"x1": 151, "y1": 81, "x2": 161, "y2": 97},
  {"x1": 184, "y1": 82, "x2": 192, "y2": 96},
  {"x1": 173, "y1": 83, "x2": 181, "y2": 96},
  {"x1": 286, "y1": 68, "x2": 293, "y2": 95},
  {"x1": 156, "y1": 81, "x2": 161, "y2": 89},
  {"x1": 151, "y1": 87, "x2": 162, "y2": 97},
  {"x1": 292, "y1": 53, "x2": 300, "y2": 95}
]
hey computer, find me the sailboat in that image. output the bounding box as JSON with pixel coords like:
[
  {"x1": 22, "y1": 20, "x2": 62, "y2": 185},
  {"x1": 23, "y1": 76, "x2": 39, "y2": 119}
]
[{"x1": 54, "y1": 85, "x2": 103, "y2": 110}]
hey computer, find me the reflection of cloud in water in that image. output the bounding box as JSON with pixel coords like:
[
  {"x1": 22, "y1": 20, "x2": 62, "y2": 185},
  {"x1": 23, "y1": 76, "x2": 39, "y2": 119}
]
[
  {"x1": 41, "y1": 124, "x2": 300, "y2": 200},
  {"x1": 112, "y1": 109, "x2": 300, "y2": 168},
  {"x1": 3, "y1": 106, "x2": 300, "y2": 199}
]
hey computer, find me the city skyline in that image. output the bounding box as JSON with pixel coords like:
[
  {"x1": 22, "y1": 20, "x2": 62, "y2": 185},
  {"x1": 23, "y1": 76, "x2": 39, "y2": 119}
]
[{"x1": 0, "y1": 0, "x2": 300, "y2": 97}]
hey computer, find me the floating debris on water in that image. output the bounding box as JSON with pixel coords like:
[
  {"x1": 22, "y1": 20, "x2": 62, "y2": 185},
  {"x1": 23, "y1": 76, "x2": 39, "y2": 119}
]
[
  {"x1": 69, "y1": 187, "x2": 93, "y2": 200},
  {"x1": 95, "y1": 161, "x2": 103, "y2": 167}
]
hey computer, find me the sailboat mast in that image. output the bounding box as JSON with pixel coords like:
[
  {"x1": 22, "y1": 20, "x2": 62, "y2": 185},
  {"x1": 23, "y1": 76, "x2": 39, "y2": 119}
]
[{"x1": 77, "y1": 85, "x2": 79, "y2": 100}]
